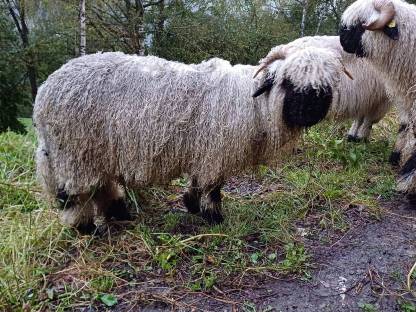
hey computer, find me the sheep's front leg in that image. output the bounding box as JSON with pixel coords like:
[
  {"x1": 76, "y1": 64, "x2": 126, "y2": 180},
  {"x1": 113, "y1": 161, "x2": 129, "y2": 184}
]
[
  {"x1": 183, "y1": 178, "x2": 202, "y2": 214},
  {"x1": 355, "y1": 118, "x2": 374, "y2": 141},
  {"x1": 347, "y1": 118, "x2": 364, "y2": 142},
  {"x1": 200, "y1": 185, "x2": 224, "y2": 225},
  {"x1": 58, "y1": 192, "x2": 96, "y2": 234}
]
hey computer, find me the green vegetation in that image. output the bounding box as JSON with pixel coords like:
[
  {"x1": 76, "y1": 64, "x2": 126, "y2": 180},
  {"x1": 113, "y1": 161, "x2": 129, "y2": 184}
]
[
  {"x1": 1, "y1": 0, "x2": 355, "y2": 134},
  {"x1": 0, "y1": 116, "x2": 398, "y2": 310}
]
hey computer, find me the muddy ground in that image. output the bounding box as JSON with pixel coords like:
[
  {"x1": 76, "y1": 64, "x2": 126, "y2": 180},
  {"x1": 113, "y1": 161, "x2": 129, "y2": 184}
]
[{"x1": 137, "y1": 197, "x2": 416, "y2": 312}]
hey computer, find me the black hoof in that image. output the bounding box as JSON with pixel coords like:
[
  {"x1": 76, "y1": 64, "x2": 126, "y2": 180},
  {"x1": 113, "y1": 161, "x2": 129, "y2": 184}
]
[
  {"x1": 407, "y1": 193, "x2": 416, "y2": 207},
  {"x1": 183, "y1": 192, "x2": 201, "y2": 214},
  {"x1": 201, "y1": 210, "x2": 224, "y2": 225},
  {"x1": 399, "y1": 151, "x2": 416, "y2": 176},
  {"x1": 293, "y1": 148, "x2": 303, "y2": 155},
  {"x1": 76, "y1": 222, "x2": 97, "y2": 235},
  {"x1": 107, "y1": 199, "x2": 132, "y2": 221},
  {"x1": 347, "y1": 135, "x2": 361, "y2": 143},
  {"x1": 389, "y1": 151, "x2": 401, "y2": 167},
  {"x1": 56, "y1": 188, "x2": 74, "y2": 210}
]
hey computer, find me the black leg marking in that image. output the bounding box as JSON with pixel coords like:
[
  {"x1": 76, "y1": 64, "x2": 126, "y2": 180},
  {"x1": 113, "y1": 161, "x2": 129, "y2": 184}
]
[
  {"x1": 398, "y1": 124, "x2": 408, "y2": 133},
  {"x1": 282, "y1": 79, "x2": 332, "y2": 128},
  {"x1": 389, "y1": 151, "x2": 401, "y2": 167},
  {"x1": 106, "y1": 198, "x2": 132, "y2": 221},
  {"x1": 347, "y1": 135, "x2": 362, "y2": 143},
  {"x1": 201, "y1": 209, "x2": 224, "y2": 225},
  {"x1": 183, "y1": 179, "x2": 202, "y2": 214},
  {"x1": 76, "y1": 222, "x2": 97, "y2": 235},
  {"x1": 399, "y1": 151, "x2": 416, "y2": 177},
  {"x1": 56, "y1": 188, "x2": 74, "y2": 210},
  {"x1": 201, "y1": 186, "x2": 224, "y2": 225},
  {"x1": 407, "y1": 193, "x2": 416, "y2": 207}
]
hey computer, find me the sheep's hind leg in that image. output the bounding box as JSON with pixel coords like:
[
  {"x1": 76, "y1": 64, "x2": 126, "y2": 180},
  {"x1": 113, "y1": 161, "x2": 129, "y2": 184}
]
[
  {"x1": 200, "y1": 185, "x2": 224, "y2": 225},
  {"x1": 183, "y1": 178, "x2": 202, "y2": 215}
]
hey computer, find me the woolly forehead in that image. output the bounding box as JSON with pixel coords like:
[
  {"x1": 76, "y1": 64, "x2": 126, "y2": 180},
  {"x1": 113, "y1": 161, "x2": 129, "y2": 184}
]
[
  {"x1": 277, "y1": 48, "x2": 342, "y2": 92},
  {"x1": 342, "y1": 0, "x2": 383, "y2": 25},
  {"x1": 341, "y1": 0, "x2": 405, "y2": 26}
]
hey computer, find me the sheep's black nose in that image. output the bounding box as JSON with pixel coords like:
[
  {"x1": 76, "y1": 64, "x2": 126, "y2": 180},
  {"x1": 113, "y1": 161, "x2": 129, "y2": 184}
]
[
  {"x1": 339, "y1": 24, "x2": 367, "y2": 57},
  {"x1": 282, "y1": 79, "x2": 332, "y2": 128}
]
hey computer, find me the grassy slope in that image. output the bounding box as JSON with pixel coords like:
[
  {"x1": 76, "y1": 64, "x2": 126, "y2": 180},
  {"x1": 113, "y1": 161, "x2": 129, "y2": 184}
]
[{"x1": 0, "y1": 117, "x2": 400, "y2": 310}]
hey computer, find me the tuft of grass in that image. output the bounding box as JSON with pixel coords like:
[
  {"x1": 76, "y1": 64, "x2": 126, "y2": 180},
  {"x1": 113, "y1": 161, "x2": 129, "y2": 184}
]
[{"x1": 0, "y1": 115, "x2": 398, "y2": 310}]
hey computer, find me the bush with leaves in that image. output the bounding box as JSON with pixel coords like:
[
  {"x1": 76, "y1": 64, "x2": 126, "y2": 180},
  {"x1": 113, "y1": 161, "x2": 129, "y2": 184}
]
[{"x1": 0, "y1": 15, "x2": 28, "y2": 133}]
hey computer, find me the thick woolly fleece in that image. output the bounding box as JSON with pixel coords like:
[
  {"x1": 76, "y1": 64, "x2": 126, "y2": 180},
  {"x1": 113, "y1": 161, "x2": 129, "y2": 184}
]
[
  {"x1": 34, "y1": 48, "x2": 343, "y2": 228},
  {"x1": 340, "y1": 0, "x2": 416, "y2": 195}
]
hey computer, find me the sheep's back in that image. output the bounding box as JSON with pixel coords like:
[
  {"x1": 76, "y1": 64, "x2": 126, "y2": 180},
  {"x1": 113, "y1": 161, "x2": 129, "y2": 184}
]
[{"x1": 34, "y1": 53, "x2": 263, "y2": 190}]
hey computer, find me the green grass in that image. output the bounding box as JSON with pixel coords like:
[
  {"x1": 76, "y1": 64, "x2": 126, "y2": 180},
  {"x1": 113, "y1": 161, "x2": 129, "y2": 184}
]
[{"x1": 0, "y1": 116, "x2": 398, "y2": 310}]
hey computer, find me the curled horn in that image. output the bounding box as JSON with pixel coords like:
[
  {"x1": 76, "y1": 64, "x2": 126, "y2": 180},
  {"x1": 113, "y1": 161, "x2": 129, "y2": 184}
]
[
  {"x1": 363, "y1": 1, "x2": 396, "y2": 30},
  {"x1": 253, "y1": 48, "x2": 288, "y2": 78}
]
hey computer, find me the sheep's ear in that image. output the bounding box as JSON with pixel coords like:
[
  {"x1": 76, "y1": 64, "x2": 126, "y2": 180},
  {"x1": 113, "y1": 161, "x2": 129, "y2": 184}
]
[
  {"x1": 252, "y1": 76, "x2": 274, "y2": 98},
  {"x1": 383, "y1": 21, "x2": 399, "y2": 40}
]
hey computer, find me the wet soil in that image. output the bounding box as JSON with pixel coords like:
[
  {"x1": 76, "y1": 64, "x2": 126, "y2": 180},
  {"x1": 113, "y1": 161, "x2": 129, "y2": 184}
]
[
  {"x1": 136, "y1": 197, "x2": 416, "y2": 312},
  {"x1": 250, "y1": 198, "x2": 416, "y2": 312}
]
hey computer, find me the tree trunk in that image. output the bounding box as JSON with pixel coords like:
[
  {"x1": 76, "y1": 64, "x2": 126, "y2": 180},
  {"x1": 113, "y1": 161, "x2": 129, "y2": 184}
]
[
  {"x1": 315, "y1": 10, "x2": 322, "y2": 35},
  {"x1": 6, "y1": 0, "x2": 38, "y2": 101},
  {"x1": 154, "y1": 0, "x2": 165, "y2": 55},
  {"x1": 137, "y1": 20, "x2": 145, "y2": 56},
  {"x1": 300, "y1": 0, "x2": 308, "y2": 37},
  {"x1": 79, "y1": 0, "x2": 86, "y2": 56}
]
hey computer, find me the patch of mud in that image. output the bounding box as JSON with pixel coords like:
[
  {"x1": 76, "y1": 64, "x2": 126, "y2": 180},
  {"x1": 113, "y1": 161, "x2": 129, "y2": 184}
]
[
  {"x1": 176, "y1": 198, "x2": 416, "y2": 311},
  {"x1": 133, "y1": 197, "x2": 416, "y2": 312}
]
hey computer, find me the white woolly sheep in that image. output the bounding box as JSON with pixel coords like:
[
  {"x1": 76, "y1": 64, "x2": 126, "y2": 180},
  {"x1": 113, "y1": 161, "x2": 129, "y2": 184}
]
[
  {"x1": 339, "y1": 0, "x2": 416, "y2": 199},
  {"x1": 255, "y1": 35, "x2": 393, "y2": 142},
  {"x1": 34, "y1": 49, "x2": 346, "y2": 233}
]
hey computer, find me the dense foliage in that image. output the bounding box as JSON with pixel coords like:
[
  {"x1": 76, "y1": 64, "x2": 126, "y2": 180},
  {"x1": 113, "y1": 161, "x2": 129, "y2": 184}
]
[{"x1": 0, "y1": 0, "x2": 358, "y2": 133}]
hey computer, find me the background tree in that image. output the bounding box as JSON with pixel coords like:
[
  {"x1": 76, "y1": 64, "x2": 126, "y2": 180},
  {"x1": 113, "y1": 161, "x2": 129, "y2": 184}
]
[
  {"x1": 1, "y1": 0, "x2": 364, "y2": 134},
  {"x1": 0, "y1": 12, "x2": 27, "y2": 132},
  {"x1": 80, "y1": 0, "x2": 86, "y2": 55},
  {"x1": 3, "y1": 0, "x2": 37, "y2": 101}
]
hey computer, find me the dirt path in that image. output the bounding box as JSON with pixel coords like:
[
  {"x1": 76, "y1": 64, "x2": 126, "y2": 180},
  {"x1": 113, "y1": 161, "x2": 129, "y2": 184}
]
[
  {"x1": 144, "y1": 198, "x2": 416, "y2": 311},
  {"x1": 246, "y1": 198, "x2": 416, "y2": 311}
]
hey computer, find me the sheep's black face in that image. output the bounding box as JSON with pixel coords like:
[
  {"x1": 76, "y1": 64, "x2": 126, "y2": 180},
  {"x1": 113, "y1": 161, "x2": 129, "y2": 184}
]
[
  {"x1": 281, "y1": 79, "x2": 332, "y2": 128},
  {"x1": 339, "y1": 24, "x2": 367, "y2": 57},
  {"x1": 340, "y1": 22, "x2": 399, "y2": 56}
]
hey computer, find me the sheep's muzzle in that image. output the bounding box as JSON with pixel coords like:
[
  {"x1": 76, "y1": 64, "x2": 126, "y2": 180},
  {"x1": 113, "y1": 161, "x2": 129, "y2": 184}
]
[
  {"x1": 282, "y1": 79, "x2": 332, "y2": 128},
  {"x1": 339, "y1": 24, "x2": 367, "y2": 57}
]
